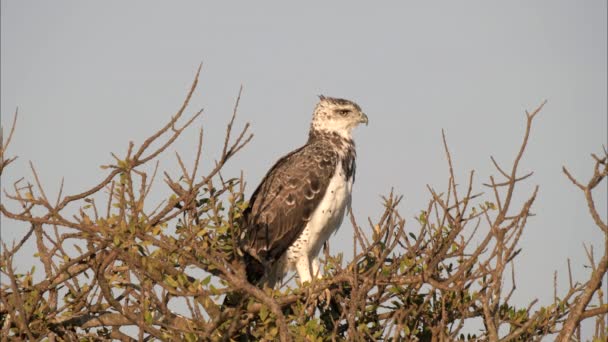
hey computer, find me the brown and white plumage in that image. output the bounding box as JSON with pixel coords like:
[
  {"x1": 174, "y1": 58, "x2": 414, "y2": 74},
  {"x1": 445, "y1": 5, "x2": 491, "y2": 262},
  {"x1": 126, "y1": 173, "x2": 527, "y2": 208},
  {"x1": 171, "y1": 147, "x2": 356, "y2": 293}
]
[{"x1": 240, "y1": 96, "x2": 368, "y2": 287}]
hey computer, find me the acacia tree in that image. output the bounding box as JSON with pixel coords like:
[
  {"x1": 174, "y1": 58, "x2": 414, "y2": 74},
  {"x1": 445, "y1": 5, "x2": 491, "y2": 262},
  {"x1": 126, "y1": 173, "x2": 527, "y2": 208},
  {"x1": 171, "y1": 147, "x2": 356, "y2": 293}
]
[{"x1": 1, "y1": 68, "x2": 606, "y2": 341}]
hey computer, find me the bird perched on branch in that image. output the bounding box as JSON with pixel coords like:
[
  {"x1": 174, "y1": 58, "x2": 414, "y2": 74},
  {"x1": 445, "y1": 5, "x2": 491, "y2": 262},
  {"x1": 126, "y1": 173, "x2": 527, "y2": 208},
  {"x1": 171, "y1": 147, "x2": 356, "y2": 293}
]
[{"x1": 239, "y1": 96, "x2": 368, "y2": 288}]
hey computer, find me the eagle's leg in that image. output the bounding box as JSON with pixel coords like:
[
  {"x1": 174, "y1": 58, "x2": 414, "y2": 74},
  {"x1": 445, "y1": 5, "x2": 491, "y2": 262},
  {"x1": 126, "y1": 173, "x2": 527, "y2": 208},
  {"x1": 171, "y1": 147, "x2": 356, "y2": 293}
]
[
  {"x1": 311, "y1": 258, "x2": 323, "y2": 280},
  {"x1": 295, "y1": 256, "x2": 313, "y2": 284},
  {"x1": 312, "y1": 257, "x2": 333, "y2": 309}
]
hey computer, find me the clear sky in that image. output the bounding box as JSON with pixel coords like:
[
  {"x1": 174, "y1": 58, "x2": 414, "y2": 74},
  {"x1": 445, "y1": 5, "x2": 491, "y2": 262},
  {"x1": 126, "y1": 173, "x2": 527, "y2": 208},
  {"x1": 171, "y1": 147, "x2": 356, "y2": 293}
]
[{"x1": 1, "y1": 1, "x2": 606, "y2": 336}]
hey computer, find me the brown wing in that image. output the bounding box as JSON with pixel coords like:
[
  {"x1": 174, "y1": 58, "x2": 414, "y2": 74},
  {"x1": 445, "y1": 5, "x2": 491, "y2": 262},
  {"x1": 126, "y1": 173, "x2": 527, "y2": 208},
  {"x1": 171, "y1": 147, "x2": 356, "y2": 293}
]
[{"x1": 240, "y1": 141, "x2": 337, "y2": 263}]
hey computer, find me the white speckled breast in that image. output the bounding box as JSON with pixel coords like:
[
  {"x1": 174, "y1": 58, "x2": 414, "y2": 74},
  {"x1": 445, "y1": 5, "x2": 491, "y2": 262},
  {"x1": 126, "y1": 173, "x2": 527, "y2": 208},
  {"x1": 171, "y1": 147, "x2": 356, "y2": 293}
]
[{"x1": 285, "y1": 163, "x2": 352, "y2": 266}]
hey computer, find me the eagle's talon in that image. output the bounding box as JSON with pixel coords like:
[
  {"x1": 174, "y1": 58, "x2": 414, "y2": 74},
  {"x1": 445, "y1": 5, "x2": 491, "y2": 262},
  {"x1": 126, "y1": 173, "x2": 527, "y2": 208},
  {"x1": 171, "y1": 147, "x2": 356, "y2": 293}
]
[
  {"x1": 315, "y1": 288, "x2": 331, "y2": 310},
  {"x1": 310, "y1": 287, "x2": 332, "y2": 311},
  {"x1": 322, "y1": 288, "x2": 332, "y2": 309}
]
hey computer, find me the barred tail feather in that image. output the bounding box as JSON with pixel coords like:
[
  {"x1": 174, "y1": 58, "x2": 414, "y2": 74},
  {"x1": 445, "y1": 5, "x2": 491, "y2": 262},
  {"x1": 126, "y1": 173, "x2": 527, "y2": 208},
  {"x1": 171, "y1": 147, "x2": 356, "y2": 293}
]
[{"x1": 222, "y1": 253, "x2": 264, "y2": 308}]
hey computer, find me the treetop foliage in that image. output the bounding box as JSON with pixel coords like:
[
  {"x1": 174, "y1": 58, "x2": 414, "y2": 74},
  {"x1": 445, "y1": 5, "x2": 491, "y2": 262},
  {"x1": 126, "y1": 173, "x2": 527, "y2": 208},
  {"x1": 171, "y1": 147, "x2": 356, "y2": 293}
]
[{"x1": 1, "y1": 67, "x2": 606, "y2": 341}]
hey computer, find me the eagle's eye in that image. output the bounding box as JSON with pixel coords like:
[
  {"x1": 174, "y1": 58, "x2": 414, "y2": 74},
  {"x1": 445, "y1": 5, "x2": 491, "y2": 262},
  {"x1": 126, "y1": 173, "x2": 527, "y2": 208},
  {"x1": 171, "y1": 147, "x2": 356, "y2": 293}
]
[{"x1": 336, "y1": 109, "x2": 350, "y2": 116}]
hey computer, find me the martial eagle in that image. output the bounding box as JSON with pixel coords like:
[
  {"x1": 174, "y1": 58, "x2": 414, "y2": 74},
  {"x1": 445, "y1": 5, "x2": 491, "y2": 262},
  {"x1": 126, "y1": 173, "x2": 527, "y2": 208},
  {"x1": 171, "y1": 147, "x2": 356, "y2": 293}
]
[{"x1": 239, "y1": 96, "x2": 368, "y2": 287}]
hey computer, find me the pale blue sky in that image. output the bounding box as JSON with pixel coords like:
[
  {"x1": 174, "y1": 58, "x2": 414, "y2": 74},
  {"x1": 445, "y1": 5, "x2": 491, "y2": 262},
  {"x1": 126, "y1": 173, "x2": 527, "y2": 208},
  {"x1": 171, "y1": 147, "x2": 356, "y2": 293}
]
[{"x1": 1, "y1": 1, "x2": 606, "y2": 336}]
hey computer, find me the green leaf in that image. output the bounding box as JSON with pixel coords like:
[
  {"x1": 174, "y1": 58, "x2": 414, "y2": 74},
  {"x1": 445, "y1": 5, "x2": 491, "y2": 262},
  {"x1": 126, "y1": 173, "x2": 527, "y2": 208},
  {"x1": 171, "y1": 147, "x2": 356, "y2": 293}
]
[
  {"x1": 164, "y1": 275, "x2": 179, "y2": 288},
  {"x1": 184, "y1": 332, "x2": 197, "y2": 342},
  {"x1": 259, "y1": 305, "x2": 268, "y2": 321},
  {"x1": 388, "y1": 286, "x2": 401, "y2": 295}
]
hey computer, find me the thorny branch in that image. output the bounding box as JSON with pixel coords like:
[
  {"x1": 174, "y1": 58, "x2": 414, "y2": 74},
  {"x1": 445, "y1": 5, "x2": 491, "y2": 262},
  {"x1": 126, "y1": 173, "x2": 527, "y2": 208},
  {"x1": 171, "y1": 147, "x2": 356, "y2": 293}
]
[{"x1": 1, "y1": 76, "x2": 606, "y2": 342}]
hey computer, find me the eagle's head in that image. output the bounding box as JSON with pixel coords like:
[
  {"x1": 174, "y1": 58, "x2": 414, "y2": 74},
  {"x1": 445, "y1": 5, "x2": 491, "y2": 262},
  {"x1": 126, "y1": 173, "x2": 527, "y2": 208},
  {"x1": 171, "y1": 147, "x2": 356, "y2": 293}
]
[{"x1": 310, "y1": 96, "x2": 368, "y2": 139}]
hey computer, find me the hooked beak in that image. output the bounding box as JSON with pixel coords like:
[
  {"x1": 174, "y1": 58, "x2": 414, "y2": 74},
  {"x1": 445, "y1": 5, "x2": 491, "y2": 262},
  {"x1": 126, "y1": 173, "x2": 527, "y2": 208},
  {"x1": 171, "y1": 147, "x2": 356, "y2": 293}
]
[{"x1": 359, "y1": 112, "x2": 369, "y2": 126}]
